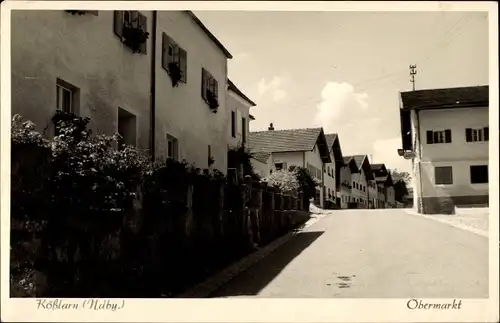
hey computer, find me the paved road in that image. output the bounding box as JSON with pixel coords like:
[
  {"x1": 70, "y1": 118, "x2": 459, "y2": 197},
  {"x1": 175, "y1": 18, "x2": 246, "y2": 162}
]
[{"x1": 209, "y1": 209, "x2": 489, "y2": 298}]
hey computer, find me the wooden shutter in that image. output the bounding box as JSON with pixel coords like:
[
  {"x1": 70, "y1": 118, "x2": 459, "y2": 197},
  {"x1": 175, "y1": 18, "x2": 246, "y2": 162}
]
[
  {"x1": 444, "y1": 129, "x2": 452, "y2": 143},
  {"x1": 201, "y1": 68, "x2": 208, "y2": 100},
  {"x1": 433, "y1": 131, "x2": 439, "y2": 144},
  {"x1": 179, "y1": 48, "x2": 187, "y2": 82},
  {"x1": 138, "y1": 13, "x2": 147, "y2": 54},
  {"x1": 484, "y1": 127, "x2": 489, "y2": 141},
  {"x1": 426, "y1": 130, "x2": 433, "y2": 144},
  {"x1": 465, "y1": 128, "x2": 472, "y2": 142},
  {"x1": 114, "y1": 11, "x2": 124, "y2": 38},
  {"x1": 242, "y1": 117, "x2": 247, "y2": 143},
  {"x1": 162, "y1": 33, "x2": 168, "y2": 71}
]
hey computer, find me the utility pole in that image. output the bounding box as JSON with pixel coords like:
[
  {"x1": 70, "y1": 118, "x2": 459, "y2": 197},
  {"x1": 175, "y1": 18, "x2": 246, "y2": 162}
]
[{"x1": 409, "y1": 64, "x2": 417, "y2": 91}]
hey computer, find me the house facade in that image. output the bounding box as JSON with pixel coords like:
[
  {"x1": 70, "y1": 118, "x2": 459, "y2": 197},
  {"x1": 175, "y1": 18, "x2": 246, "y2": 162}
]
[
  {"x1": 11, "y1": 10, "x2": 235, "y2": 172},
  {"x1": 348, "y1": 155, "x2": 375, "y2": 208},
  {"x1": 324, "y1": 133, "x2": 345, "y2": 207},
  {"x1": 227, "y1": 79, "x2": 256, "y2": 148},
  {"x1": 248, "y1": 125, "x2": 331, "y2": 207},
  {"x1": 339, "y1": 157, "x2": 359, "y2": 208},
  {"x1": 398, "y1": 85, "x2": 489, "y2": 214}
]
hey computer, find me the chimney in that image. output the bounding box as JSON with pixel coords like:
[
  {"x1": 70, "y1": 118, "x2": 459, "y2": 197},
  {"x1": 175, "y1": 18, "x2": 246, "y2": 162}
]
[{"x1": 268, "y1": 123, "x2": 274, "y2": 131}]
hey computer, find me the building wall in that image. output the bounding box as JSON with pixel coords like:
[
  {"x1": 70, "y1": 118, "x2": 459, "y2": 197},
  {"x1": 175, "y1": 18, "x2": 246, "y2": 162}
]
[
  {"x1": 414, "y1": 107, "x2": 489, "y2": 213},
  {"x1": 351, "y1": 167, "x2": 369, "y2": 208},
  {"x1": 250, "y1": 156, "x2": 270, "y2": 178},
  {"x1": 323, "y1": 152, "x2": 336, "y2": 202},
  {"x1": 11, "y1": 10, "x2": 152, "y2": 150},
  {"x1": 271, "y1": 151, "x2": 304, "y2": 171},
  {"x1": 368, "y1": 180, "x2": 378, "y2": 208},
  {"x1": 305, "y1": 144, "x2": 326, "y2": 207},
  {"x1": 339, "y1": 165, "x2": 352, "y2": 208},
  {"x1": 227, "y1": 90, "x2": 251, "y2": 148},
  {"x1": 154, "y1": 11, "x2": 229, "y2": 172},
  {"x1": 377, "y1": 183, "x2": 386, "y2": 208},
  {"x1": 386, "y1": 186, "x2": 396, "y2": 207}
]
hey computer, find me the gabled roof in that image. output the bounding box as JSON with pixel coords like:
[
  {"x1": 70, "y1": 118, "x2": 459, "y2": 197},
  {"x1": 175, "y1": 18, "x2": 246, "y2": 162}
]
[
  {"x1": 376, "y1": 171, "x2": 394, "y2": 187},
  {"x1": 349, "y1": 155, "x2": 374, "y2": 181},
  {"x1": 342, "y1": 156, "x2": 359, "y2": 173},
  {"x1": 249, "y1": 127, "x2": 332, "y2": 163},
  {"x1": 324, "y1": 133, "x2": 344, "y2": 166},
  {"x1": 228, "y1": 79, "x2": 257, "y2": 107},
  {"x1": 251, "y1": 151, "x2": 270, "y2": 164},
  {"x1": 400, "y1": 85, "x2": 488, "y2": 111},
  {"x1": 371, "y1": 163, "x2": 389, "y2": 178},
  {"x1": 185, "y1": 11, "x2": 233, "y2": 59}
]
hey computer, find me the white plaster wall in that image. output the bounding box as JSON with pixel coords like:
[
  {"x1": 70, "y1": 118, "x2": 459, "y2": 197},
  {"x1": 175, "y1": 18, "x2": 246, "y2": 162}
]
[
  {"x1": 339, "y1": 165, "x2": 352, "y2": 208},
  {"x1": 305, "y1": 144, "x2": 327, "y2": 207},
  {"x1": 323, "y1": 153, "x2": 336, "y2": 200},
  {"x1": 351, "y1": 168, "x2": 369, "y2": 206},
  {"x1": 227, "y1": 90, "x2": 251, "y2": 148},
  {"x1": 271, "y1": 151, "x2": 304, "y2": 171},
  {"x1": 250, "y1": 156, "x2": 269, "y2": 178},
  {"x1": 11, "y1": 10, "x2": 152, "y2": 150},
  {"x1": 154, "y1": 11, "x2": 229, "y2": 171},
  {"x1": 415, "y1": 107, "x2": 489, "y2": 199}
]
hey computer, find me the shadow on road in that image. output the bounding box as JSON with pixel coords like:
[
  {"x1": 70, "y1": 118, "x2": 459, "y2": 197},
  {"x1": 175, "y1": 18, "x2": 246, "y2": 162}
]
[{"x1": 209, "y1": 231, "x2": 324, "y2": 297}]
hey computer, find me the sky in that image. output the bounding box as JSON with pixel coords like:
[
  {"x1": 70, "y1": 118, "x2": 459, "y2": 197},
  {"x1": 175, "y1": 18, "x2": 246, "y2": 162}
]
[{"x1": 194, "y1": 10, "x2": 489, "y2": 173}]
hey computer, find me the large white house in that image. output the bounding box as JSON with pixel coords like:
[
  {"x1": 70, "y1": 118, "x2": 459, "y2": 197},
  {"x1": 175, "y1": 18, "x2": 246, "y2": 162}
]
[
  {"x1": 398, "y1": 85, "x2": 489, "y2": 214},
  {"x1": 11, "y1": 10, "x2": 235, "y2": 172},
  {"x1": 248, "y1": 124, "x2": 332, "y2": 207}
]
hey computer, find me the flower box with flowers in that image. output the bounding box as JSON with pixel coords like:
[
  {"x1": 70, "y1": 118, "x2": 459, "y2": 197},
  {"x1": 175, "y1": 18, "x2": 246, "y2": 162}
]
[
  {"x1": 206, "y1": 90, "x2": 219, "y2": 113},
  {"x1": 122, "y1": 24, "x2": 149, "y2": 54},
  {"x1": 168, "y1": 62, "x2": 182, "y2": 87}
]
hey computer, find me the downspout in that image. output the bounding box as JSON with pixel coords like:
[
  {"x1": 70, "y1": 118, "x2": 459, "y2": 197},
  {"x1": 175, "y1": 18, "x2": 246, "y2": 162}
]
[
  {"x1": 415, "y1": 109, "x2": 424, "y2": 212},
  {"x1": 150, "y1": 10, "x2": 158, "y2": 160}
]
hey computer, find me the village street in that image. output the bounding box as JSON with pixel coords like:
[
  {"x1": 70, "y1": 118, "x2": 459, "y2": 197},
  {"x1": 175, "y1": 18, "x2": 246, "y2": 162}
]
[{"x1": 209, "y1": 209, "x2": 489, "y2": 298}]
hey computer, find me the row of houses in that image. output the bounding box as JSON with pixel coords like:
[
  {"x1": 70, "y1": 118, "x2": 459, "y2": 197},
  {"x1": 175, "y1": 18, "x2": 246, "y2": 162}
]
[
  {"x1": 12, "y1": 10, "x2": 256, "y2": 172},
  {"x1": 248, "y1": 124, "x2": 400, "y2": 209}
]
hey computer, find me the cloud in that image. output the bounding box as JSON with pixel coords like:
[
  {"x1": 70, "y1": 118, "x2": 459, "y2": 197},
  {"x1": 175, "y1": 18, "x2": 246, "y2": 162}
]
[
  {"x1": 273, "y1": 89, "x2": 287, "y2": 102},
  {"x1": 258, "y1": 76, "x2": 283, "y2": 95},
  {"x1": 314, "y1": 82, "x2": 369, "y2": 131}
]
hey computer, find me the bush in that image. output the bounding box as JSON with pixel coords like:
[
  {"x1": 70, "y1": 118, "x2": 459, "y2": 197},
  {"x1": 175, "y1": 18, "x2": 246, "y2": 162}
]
[
  {"x1": 288, "y1": 166, "x2": 318, "y2": 201},
  {"x1": 262, "y1": 170, "x2": 300, "y2": 196},
  {"x1": 227, "y1": 144, "x2": 260, "y2": 180}
]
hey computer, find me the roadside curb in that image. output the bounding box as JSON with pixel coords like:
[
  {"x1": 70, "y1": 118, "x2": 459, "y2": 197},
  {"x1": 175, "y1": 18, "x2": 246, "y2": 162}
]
[
  {"x1": 403, "y1": 209, "x2": 489, "y2": 238},
  {"x1": 177, "y1": 211, "x2": 329, "y2": 298}
]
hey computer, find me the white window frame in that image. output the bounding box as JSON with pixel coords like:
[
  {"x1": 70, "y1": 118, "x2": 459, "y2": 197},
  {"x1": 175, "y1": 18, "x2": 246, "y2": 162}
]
[
  {"x1": 56, "y1": 84, "x2": 74, "y2": 113},
  {"x1": 433, "y1": 130, "x2": 446, "y2": 144},
  {"x1": 166, "y1": 134, "x2": 178, "y2": 160},
  {"x1": 471, "y1": 128, "x2": 484, "y2": 142}
]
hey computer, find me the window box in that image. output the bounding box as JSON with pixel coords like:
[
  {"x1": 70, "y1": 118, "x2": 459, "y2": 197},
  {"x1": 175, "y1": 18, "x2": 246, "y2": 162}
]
[
  {"x1": 123, "y1": 23, "x2": 149, "y2": 54},
  {"x1": 167, "y1": 62, "x2": 183, "y2": 87},
  {"x1": 114, "y1": 11, "x2": 149, "y2": 54},
  {"x1": 206, "y1": 89, "x2": 219, "y2": 112}
]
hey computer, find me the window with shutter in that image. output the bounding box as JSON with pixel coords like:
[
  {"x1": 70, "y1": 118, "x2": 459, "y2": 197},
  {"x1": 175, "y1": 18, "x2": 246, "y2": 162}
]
[
  {"x1": 179, "y1": 48, "x2": 187, "y2": 83},
  {"x1": 213, "y1": 78, "x2": 219, "y2": 101},
  {"x1": 444, "y1": 129, "x2": 452, "y2": 143},
  {"x1": 435, "y1": 166, "x2": 453, "y2": 185},
  {"x1": 162, "y1": 33, "x2": 172, "y2": 72},
  {"x1": 201, "y1": 69, "x2": 208, "y2": 100},
  {"x1": 465, "y1": 128, "x2": 472, "y2": 142},
  {"x1": 470, "y1": 165, "x2": 488, "y2": 184},
  {"x1": 426, "y1": 130, "x2": 433, "y2": 144},
  {"x1": 484, "y1": 127, "x2": 489, "y2": 141}
]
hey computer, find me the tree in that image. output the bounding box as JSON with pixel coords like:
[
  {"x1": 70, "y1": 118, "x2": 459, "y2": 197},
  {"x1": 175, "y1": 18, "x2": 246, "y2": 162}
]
[
  {"x1": 262, "y1": 170, "x2": 300, "y2": 196},
  {"x1": 390, "y1": 169, "x2": 411, "y2": 202},
  {"x1": 288, "y1": 165, "x2": 318, "y2": 203}
]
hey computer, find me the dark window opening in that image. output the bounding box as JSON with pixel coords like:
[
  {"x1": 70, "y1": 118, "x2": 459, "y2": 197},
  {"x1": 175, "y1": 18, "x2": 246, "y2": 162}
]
[{"x1": 470, "y1": 165, "x2": 488, "y2": 184}]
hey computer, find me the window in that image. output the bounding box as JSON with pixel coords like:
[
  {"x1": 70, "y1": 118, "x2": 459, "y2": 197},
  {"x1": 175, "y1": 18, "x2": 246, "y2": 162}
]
[
  {"x1": 470, "y1": 165, "x2": 488, "y2": 184},
  {"x1": 242, "y1": 117, "x2": 247, "y2": 144},
  {"x1": 275, "y1": 162, "x2": 287, "y2": 171},
  {"x1": 162, "y1": 33, "x2": 187, "y2": 83},
  {"x1": 435, "y1": 166, "x2": 453, "y2": 185},
  {"x1": 426, "y1": 129, "x2": 451, "y2": 144},
  {"x1": 114, "y1": 11, "x2": 148, "y2": 54},
  {"x1": 166, "y1": 134, "x2": 178, "y2": 160},
  {"x1": 231, "y1": 111, "x2": 236, "y2": 137},
  {"x1": 56, "y1": 82, "x2": 75, "y2": 113},
  {"x1": 118, "y1": 107, "x2": 137, "y2": 149},
  {"x1": 466, "y1": 127, "x2": 489, "y2": 142},
  {"x1": 201, "y1": 68, "x2": 218, "y2": 104}
]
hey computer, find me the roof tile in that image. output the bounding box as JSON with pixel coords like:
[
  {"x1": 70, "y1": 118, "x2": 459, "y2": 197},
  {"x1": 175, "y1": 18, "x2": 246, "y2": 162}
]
[
  {"x1": 400, "y1": 85, "x2": 488, "y2": 110},
  {"x1": 248, "y1": 128, "x2": 323, "y2": 153}
]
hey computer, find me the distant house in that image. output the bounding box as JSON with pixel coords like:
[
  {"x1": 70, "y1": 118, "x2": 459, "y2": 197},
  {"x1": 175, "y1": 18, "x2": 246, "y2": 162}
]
[
  {"x1": 398, "y1": 85, "x2": 489, "y2": 214},
  {"x1": 339, "y1": 156, "x2": 360, "y2": 208},
  {"x1": 324, "y1": 133, "x2": 345, "y2": 207},
  {"x1": 227, "y1": 79, "x2": 256, "y2": 148},
  {"x1": 370, "y1": 163, "x2": 396, "y2": 208},
  {"x1": 348, "y1": 155, "x2": 375, "y2": 208},
  {"x1": 248, "y1": 124, "x2": 332, "y2": 207}
]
